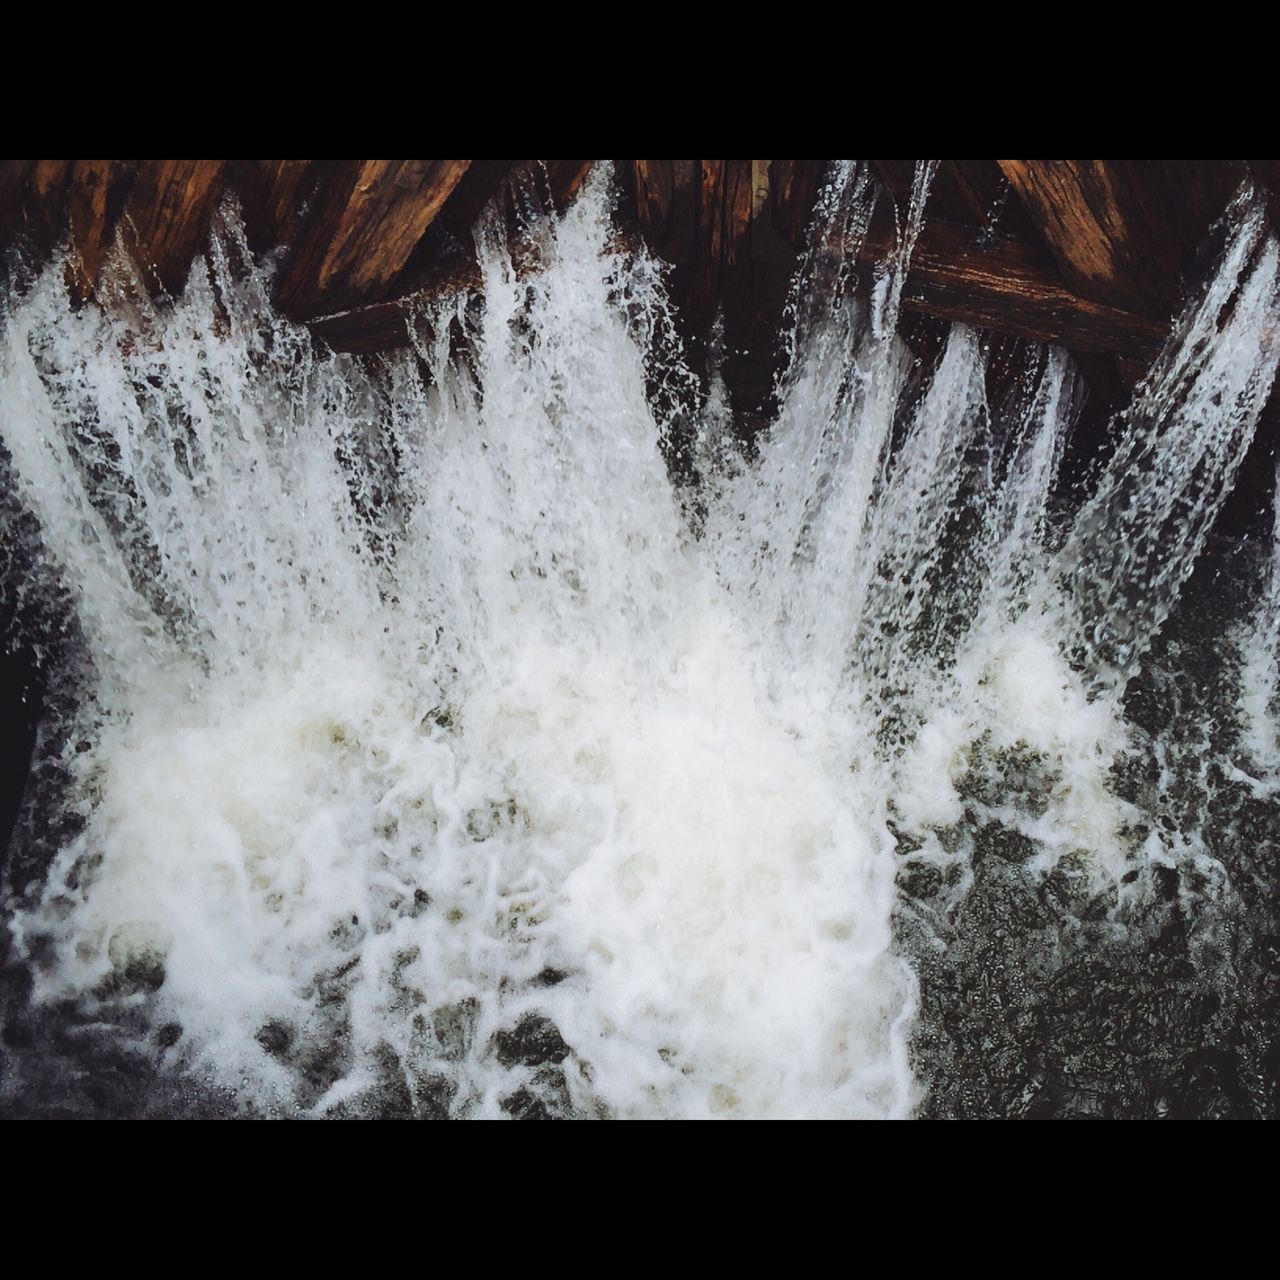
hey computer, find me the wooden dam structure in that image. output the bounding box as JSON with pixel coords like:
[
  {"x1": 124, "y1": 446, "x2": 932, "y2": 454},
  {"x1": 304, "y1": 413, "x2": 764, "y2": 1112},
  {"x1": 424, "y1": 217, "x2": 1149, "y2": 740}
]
[
  {"x1": 1, "y1": 159, "x2": 1277, "y2": 402},
  {"x1": 6, "y1": 159, "x2": 1276, "y2": 519},
  {"x1": 2, "y1": 158, "x2": 1280, "y2": 852}
]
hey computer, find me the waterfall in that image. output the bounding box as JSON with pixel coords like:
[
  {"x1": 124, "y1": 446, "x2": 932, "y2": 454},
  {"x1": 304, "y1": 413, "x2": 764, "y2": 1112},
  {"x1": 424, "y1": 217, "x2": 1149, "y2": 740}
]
[{"x1": 1, "y1": 164, "x2": 1277, "y2": 1118}]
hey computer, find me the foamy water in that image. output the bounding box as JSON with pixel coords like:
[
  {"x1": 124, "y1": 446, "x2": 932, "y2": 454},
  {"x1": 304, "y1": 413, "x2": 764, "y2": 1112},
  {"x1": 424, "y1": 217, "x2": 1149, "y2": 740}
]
[{"x1": 1, "y1": 164, "x2": 1278, "y2": 1118}]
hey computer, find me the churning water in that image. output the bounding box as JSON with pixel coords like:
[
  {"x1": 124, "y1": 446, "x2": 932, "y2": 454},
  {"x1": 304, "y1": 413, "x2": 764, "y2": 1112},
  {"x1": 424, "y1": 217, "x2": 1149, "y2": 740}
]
[{"x1": 0, "y1": 163, "x2": 1277, "y2": 1118}]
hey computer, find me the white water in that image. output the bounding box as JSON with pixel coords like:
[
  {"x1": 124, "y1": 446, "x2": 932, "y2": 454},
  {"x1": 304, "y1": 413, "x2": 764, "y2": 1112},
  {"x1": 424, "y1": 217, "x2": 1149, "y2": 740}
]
[
  {"x1": 1240, "y1": 455, "x2": 1280, "y2": 779},
  {"x1": 2, "y1": 164, "x2": 1278, "y2": 1118}
]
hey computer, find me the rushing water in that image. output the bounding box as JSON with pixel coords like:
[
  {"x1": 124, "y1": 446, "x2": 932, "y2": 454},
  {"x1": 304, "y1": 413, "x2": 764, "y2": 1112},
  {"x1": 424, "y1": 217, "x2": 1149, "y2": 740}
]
[{"x1": 0, "y1": 163, "x2": 1277, "y2": 1118}]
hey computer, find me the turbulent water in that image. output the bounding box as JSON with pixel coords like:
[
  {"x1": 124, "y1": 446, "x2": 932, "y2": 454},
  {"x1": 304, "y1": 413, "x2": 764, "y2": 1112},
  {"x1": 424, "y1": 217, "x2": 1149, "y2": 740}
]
[{"x1": 0, "y1": 163, "x2": 1277, "y2": 1119}]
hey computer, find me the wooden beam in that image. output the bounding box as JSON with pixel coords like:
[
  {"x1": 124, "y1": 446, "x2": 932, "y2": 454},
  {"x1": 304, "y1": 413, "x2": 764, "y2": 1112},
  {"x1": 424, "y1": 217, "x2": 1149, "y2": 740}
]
[
  {"x1": 432, "y1": 160, "x2": 519, "y2": 239},
  {"x1": 233, "y1": 160, "x2": 314, "y2": 253},
  {"x1": 876, "y1": 158, "x2": 996, "y2": 229},
  {"x1": 65, "y1": 159, "x2": 137, "y2": 301},
  {"x1": 855, "y1": 218, "x2": 1168, "y2": 357},
  {"x1": 375, "y1": 160, "x2": 520, "y2": 308},
  {"x1": 749, "y1": 160, "x2": 795, "y2": 268},
  {"x1": 310, "y1": 229, "x2": 640, "y2": 356},
  {"x1": 950, "y1": 160, "x2": 1044, "y2": 243},
  {"x1": 274, "y1": 160, "x2": 472, "y2": 320},
  {"x1": 309, "y1": 297, "x2": 418, "y2": 355},
  {"x1": 117, "y1": 160, "x2": 230, "y2": 297},
  {"x1": 0, "y1": 161, "x2": 33, "y2": 254},
  {"x1": 502, "y1": 160, "x2": 596, "y2": 225},
  {"x1": 544, "y1": 160, "x2": 595, "y2": 212},
  {"x1": 633, "y1": 159, "x2": 697, "y2": 264},
  {"x1": 690, "y1": 158, "x2": 754, "y2": 329},
  {"x1": 309, "y1": 161, "x2": 590, "y2": 354},
  {"x1": 996, "y1": 160, "x2": 1219, "y2": 318},
  {"x1": 872, "y1": 160, "x2": 1052, "y2": 253},
  {"x1": 1248, "y1": 160, "x2": 1280, "y2": 233},
  {"x1": 1146, "y1": 160, "x2": 1245, "y2": 246},
  {"x1": 768, "y1": 159, "x2": 825, "y2": 249},
  {"x1": 15, "y1": 160, "x2": 73, "y2": 255}
]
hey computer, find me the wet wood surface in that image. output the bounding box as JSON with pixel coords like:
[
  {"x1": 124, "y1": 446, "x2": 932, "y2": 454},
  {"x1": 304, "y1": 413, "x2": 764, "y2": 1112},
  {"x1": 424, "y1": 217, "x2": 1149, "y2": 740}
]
[
  {"x1": 274, "y1": 160, "x2": 473, "y2": 320},
  {"x1": 118, "y1": 160, "x2": 230, "y2": 296},
  {"x1": 858, "y1": 217, "x2": 1168, "y2": 356},
  {"x1": 0, "y1": 158, "x2": 1267, "y2": 379}
]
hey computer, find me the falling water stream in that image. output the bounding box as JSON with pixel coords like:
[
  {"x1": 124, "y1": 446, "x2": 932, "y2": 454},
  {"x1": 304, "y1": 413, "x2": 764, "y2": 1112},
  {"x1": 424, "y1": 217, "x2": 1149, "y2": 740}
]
[{"x1": 0, "y1": 163, "x2": 1277, "y2": 1118}]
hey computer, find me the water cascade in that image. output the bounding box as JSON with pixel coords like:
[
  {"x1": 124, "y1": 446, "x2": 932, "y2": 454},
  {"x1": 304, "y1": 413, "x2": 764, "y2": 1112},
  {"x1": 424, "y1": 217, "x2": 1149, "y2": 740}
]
[{"x1": 0, "y1": 162, "x2": 1277, "y2": 1118}]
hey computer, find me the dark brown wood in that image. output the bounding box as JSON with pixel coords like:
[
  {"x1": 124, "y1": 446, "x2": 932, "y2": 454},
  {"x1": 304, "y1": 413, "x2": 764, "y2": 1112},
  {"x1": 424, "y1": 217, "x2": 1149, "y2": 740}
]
[
  {"x1": 874, "y1": 160, "x2": 1054, "y2": 260},
  {"x1": 501, "y1": 160, "x2": 597, "y2": 224},
  {"x1": 233, "y1": 160, "x2": 314, "y2": 253},
  {"x1": 690, "y1": 159, "x2": 754, "y2": 326},
  {"x1": 1248, "y1": 160, "x2": 1280, "y2": 232},
  {"x1": 311, "y1": 229, "x2": 641, "y2": 356},
  {"x1": 872, "y1": 160, "x2": 916, "y2": 207},
  {"x1": 0, "y1": 161, "x2": 34, "y2": 254},
  {"x1": 1069, "y1": 347, "x2": 1130, "y2": 406},
  {"x1": 949, "y1": 160, "x2": 1043, "y2": 243},
  {"x1": 1114, "y1": 354, "x2": 1152, "y2": 390},
  {"x1": 383, "y1": 160, "x2": 520, "y2": 304},
  {"x1": 633, "y1": 159, "x2": 698, "y2": 266},
  {"x1": 1146, "y1": 160, "x2": 1245, "y2": 246},
  {"x1": 1, "y1": 157, "x2": 1244, "y2": 372},
  {"x1": 855, "y1": 218, "x2": 1169, "y2": 357},
  {"x1": 899, "y1": 159, "x2": 1007, "y2": 230},
  {"x1": 769, "y1": 159, "x2": 824, "y2": 248},
  {"x1": 118, "y1": 160, "x2": 230, "y2": 296},
  {"x1": 274, "y1": 160, "x2": 472, "y2": 320},
  {"x1": 996, "y1": 161, "x2": 1238, "y2": 319},
  {"x1": 433, "y1": 160, "x2": 519, "y2": 239},
  {"x1": 65, "y1": 160, "x2": 137, "y2": 300},
  {"x1": 18, "y1": 160, "x2": 73, "y2": 254},
  {"x1": 309, "y1": 297, "x2": 416, "y2": 355},
  {"x1": 749, "y1": 160, "x2": 795, "y2": 268},
  {"x1": 544, "y1": 160, "x2": 595, "y2": 212},
  {"x1": 311, "y1": 161, "x2": 595, "y2": 353},
  {"x1": 630, "y1": 160, "x2": 820, "y2": 415}
]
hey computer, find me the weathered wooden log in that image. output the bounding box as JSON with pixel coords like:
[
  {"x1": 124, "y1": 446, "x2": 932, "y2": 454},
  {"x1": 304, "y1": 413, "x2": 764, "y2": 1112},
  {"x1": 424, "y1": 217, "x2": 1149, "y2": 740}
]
[
  {"x1": 308, "y1": 297, "x2": 421, "y2": 356},
  {"x1": 875, "y1": 159, "x2": 994, "y2": 229},
  {"x1": 543, "y1": 160, "x2": 596, "y2": 212},
  {"x1": 431, "y1": 161, "x2": 519, "y2": 240},
  {"x1": 1248, "y1": 160, "x2": 1280, "y2": 233},
  {"x1": 633, "y1": 160, "x2": 697, "y2": 257},
  {"x1": 233, "y1": 160, "x2": 314, "y2": 254},
  {"x1": 873, "y1": 160, "x2": 1043, "y2": 244},
  {"x1": 996, "y1": 161, "x2": 1242, "y2": 319},
  {"x1": 0, "y1": 158, "x2": 1242, "y2": 369},
  {"x1": 310, "y1": 161, "x2": 595, "y2": 346},
  {"x1": 630, "y1": 159, "x2": 699, "y2": 322},
  {"x1": 495, "y1": 161, "x2": 598, "y2": 237},
  {"x1": 310, "y1": 229, "x2": 639, "y2": 356},
  {"x1": 855, "y1": 218, "x2": 1168, "y2": 357},
  {"x1": 633, "y1": 160, "x2": 696, "y2": 239},
  {"x1": 380, "y1": 161, "x2": 521, "y2": 308},
  {"x1": 65, "y1": 159, "x2": 137, "y2": 301},
  {"x1": 689, "y1": 159, "x2": 753, "y2": 326},
  {"x1": 274, "y1": 160, "x2": 472, "y2": 321},
  {"x1": 118, "y1": 160, "x2": 230, "y2": 297},
  {"x1": 768, "y1": 159, "x2": 825, "y2": 248},
  {"x1": 0, "y1": 161, "x2": 34, "y2": 254},
  {"x1": 11, "y1": 161, "x2": 73, "y2": 256}
]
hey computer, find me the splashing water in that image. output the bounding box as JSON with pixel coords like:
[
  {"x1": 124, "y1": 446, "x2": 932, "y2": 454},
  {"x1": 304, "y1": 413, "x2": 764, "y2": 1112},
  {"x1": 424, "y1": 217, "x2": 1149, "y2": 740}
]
[
  {"x1": 1, "y1": 164, "x2": 1278, "y2": 1118},
  {"x1": 1238, "y1": 455, "x2": 1280, "y2": 781}
]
